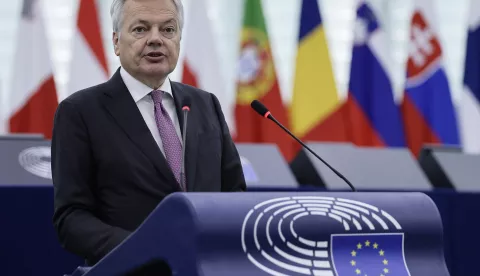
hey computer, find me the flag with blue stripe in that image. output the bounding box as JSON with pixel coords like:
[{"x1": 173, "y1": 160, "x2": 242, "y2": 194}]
[
  {"x1": 401, "y1": 1, "x2": 460, "y2": 155},
  {"x1": 345, "y1": 2, "x2": 405, "y2": 147}
]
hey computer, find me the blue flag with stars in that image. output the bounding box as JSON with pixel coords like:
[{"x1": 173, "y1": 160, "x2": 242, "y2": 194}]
[{"x1": 331, "y1": 234, "x2": 410, "y2": 276}]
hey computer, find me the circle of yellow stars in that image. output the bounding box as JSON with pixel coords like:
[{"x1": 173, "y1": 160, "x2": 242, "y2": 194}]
[{"x1": 349, "y1": 240, "x2": 389, "y2": 276}]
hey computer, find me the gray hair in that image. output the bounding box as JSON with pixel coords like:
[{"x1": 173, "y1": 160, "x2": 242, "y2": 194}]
[{"x1": 110, "y1": 0, "x2": 184, "y2": 34}]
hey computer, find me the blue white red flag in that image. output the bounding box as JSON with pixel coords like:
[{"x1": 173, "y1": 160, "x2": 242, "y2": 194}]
[
  {"x1": 345, "y1": 2, "x2": 405, "y2": 147},
  {"x1": 401, "y1": 0, "x2": 460, "y2": 155}
]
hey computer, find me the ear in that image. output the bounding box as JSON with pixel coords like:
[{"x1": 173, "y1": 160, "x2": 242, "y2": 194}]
[{"x1": 113, "y1": 32, "x2": 120, "y2": 56}]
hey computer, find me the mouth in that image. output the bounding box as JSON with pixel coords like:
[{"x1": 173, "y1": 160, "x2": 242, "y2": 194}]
[
  {"x1": 146, "y1": 51, "x2": 165, "y2": 57},
  {"x1": 147, "y1": 52, "x2": 164, "y2": 57},
  {"x1": 145, "y1": 52, "x2": 166, "y2": 62}
]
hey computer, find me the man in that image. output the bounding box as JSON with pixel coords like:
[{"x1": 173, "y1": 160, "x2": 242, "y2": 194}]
[{"x1": 51, "y1": 0, "x2": 246, "y2": 265}]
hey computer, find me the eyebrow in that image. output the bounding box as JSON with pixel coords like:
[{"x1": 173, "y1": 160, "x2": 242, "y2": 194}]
[
  {"x1": 130, "y1": 19, "x2": 177, "y2": 28},
  {"x1": 163, "y1": 19, "x2": 176, "y2": 25},
  {"x1": 130, "y1": 19, "x2": 149, "y2": 28}
]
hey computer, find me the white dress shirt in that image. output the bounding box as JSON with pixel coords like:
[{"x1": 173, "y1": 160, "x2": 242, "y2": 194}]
[{"x1": 120, "y1": 67, "x2": 182, "y2": 157}]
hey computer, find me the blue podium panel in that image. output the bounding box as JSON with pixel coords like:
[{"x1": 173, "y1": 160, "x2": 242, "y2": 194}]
[
  {"x1": 82, "y1": 192, "x2": 448, "y2": 276},
  {"x1": 294, "y1": 143, "x2": 433, "y2": 191},
  {"x1": 0, "y1": 137, "x2": 52, "y2": 186},
  {"x1": 236, "y1": 143, "x2": 299, "y2": 189}
]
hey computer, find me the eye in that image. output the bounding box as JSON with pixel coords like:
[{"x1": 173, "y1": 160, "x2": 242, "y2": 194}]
[
  {"x1": 133, "y1": 26, "x2": 146, "y2": 33},
  {"x1": 165, "y1": 27, "x2": 175, "y2": 33}
]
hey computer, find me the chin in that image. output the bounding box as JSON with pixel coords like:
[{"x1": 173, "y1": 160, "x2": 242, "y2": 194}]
[{"x1": 142, "y1": 66, "x2": 170, "y2": 77}]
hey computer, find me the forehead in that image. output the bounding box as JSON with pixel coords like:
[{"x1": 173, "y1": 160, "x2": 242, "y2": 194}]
[{"x1": 123, "y1": 0, "x2": 178, "y2": 23}]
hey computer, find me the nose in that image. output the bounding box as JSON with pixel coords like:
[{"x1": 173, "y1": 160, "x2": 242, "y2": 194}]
[{"x1": 147, "y1": 28, "x2": 163, "y2": 47}]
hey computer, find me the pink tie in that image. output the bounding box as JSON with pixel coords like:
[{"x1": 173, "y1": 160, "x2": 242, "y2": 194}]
[{"x1": 151, "y1": 90, "x2": 184, "y2": 190}]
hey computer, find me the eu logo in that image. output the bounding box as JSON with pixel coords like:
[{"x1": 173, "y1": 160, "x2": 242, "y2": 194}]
[{"x1": 331, "y1": 233, "x2": 410, "y2": 276}]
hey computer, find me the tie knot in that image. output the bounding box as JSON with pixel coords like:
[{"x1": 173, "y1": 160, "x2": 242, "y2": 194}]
[{"x1": 151, "y1": 90, "x2": 164, "y2": 105}]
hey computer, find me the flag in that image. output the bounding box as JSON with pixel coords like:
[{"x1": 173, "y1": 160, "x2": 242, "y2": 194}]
[
  {"x1": 67, "y1": 0, "x2": 109, "y2": 97},
  {"x1": 235, "y1": 0, "x2": 293, "y2": 161},
  {"x1": 290, "y1": 0, "x2": 347, "y2": 151},
  {"x1": 181, "y1": 0, "x2": 234, "y2": 133},
  {"x1": 331, "y1": 234, "x2": 411, "y2": 275},
  {"x1": 8, "y1": 0, "x2": 58, "y2": 139},
  {"x1": 344, "y1": 2, "x2": 405, "y2": 147},
  {"x1": 459, "y1": 0, "x2": 480, "y2": 154},
  {"x1": 401, "y1": 0, "x2": 460, "y2": 155}
]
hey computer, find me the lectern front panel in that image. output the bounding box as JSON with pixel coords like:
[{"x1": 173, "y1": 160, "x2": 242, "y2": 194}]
[{"x1": 79, "y1": 192, "x2": 449, "y2": 276}]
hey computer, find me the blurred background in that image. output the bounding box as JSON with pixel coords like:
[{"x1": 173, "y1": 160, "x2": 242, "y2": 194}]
[
  {"x1": 0, "y1": 0, "x2": 477, "y2": 156},
  {"x1": 0, "y1": 0, "x2": 470, "y2": 103}
]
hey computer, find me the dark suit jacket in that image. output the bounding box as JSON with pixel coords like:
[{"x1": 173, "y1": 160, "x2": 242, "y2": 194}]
[{"x1": 51, "y1": 68, "x2": 246, "y2": 265}]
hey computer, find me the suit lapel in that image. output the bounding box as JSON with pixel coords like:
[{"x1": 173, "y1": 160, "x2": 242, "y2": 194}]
[
  {"x1": 171, "y1": 82, "x2": 199, "y2": 192},
  {"x1": 102, "y1": 69, "x2": 179, "y2": 187}
]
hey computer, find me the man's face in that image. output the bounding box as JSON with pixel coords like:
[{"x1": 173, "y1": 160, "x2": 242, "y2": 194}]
[{"x1": 113, "y1": 0, "x2": 180, "y2": 83}]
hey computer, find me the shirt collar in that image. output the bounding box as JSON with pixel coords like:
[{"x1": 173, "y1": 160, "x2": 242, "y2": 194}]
[{"x1": 120, "y1": 67, "x2": 173, "y2": 103}]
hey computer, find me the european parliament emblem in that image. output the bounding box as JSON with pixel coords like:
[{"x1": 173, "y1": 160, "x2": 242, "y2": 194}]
[
  {"x1": 18, "y1": 146, "x2": 52, "y2": 179},
  {"x1": 241, "y1": 196, "x2": 412, "y2": 276},
  {"x1": 331, "y1": 234, "x2": 410, "y2": 276}
]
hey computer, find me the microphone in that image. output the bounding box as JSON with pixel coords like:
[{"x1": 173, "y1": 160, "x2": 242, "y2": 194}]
[
  {"x1": 250, "y1": 100, "x2": 356, "y2": 192},
  {"x1": 180, "y1": 96, "x2": 191, "y2": 191}
]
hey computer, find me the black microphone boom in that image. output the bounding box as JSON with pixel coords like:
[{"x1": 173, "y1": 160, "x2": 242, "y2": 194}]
[
  {"x1": 180, "y1": 96, "x2": 192, "y2": 191},
  {"x1": 250, "y1": 100, "x2": 356, "y2": 192}
]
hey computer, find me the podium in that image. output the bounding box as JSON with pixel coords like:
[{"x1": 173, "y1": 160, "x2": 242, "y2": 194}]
[{"x1": 69, "y1": 192, "x2": 449, "y2": 276}]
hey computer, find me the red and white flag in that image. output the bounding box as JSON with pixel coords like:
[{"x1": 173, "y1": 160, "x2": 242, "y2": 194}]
[
  {"x1": 8, "y1": 0, "x2": 58, "y2": 139},
  {"x1": 67, "y1": 0, "x2": 109, "y2": 96},
  {"x1": 181, "y1": 0, "x2": 234, "y2": 133}
]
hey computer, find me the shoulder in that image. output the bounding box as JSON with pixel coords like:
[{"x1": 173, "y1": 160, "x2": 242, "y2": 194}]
[
  {"x1": 171, "y1": 81, "x2": 229, "y2": 130},
  {"x1": 53, "y1": 81, "x2": 113, "y2": 126},
  {"x1": 171, "y1": 81, "x2": 221, "y2": 107},
  {"x1": 57, "y1": 71, "x2": 125, "y2": 123},
  {"x1": 171, "y1": 81, "x2": 211, "y2": 98},
  {"x1": 61, "y1": 82, "x2": 109, "y2": 107},
  {"x1": 60, "y1": 67, "x2": 126, "y2": 107}
]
